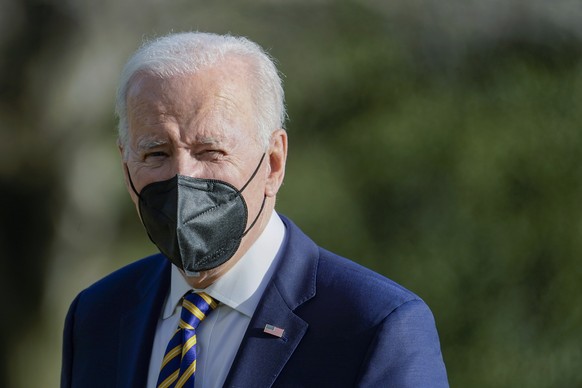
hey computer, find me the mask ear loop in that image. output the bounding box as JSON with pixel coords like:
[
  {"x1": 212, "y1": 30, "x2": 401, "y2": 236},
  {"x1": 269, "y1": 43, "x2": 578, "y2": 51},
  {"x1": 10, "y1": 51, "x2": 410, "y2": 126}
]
[
  {"x1": 239, "y1": 153, "x2": 267, "y2": 237},
  {"x1": 237, "y1": 153, "x2": 266, "y2": 194},
  {"x1": 242, "y1": 195, "x2": 266, "y2": 237},
  {"x1": 125, "y1": 166, "x2": 142, "y2": 199}
]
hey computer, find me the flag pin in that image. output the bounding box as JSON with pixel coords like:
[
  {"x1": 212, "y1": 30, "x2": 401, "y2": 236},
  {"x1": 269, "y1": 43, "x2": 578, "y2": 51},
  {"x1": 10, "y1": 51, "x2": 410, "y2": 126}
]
[{"x1": 264, "y1": 324, "x2": 285, "y2": 338}]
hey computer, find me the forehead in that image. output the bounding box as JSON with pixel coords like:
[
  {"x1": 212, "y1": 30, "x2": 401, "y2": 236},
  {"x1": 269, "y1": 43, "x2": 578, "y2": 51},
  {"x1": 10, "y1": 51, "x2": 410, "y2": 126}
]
[{"x1": 125, "y1": 59, "x2": 257, "y2": 145}]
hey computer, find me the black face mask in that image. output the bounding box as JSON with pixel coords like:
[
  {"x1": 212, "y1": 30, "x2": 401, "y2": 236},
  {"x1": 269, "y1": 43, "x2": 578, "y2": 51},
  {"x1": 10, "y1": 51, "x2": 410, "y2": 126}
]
[{"x1": 127, "y1": 154, "x2": 266, "y2": 275}]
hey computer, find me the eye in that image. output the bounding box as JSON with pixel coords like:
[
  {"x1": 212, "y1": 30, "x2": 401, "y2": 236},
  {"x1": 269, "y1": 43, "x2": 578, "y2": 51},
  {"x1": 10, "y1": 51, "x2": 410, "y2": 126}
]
[
  {"x1": 196, "y1": 149, "x2": 225, "y2": 160},
  {"x1": 144, "y1": 151, "x2": 169, "y2": 161}
]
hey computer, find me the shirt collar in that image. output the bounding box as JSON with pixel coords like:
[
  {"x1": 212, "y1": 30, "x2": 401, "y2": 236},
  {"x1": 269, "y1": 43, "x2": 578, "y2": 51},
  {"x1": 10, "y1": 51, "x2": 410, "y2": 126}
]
[{"x1": 162, "y1": 211, "x2": 286, "y2": 319}]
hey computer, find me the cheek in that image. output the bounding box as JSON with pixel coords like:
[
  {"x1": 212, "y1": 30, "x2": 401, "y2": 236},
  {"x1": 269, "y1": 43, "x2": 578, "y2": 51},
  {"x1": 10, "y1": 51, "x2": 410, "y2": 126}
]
[
  {"x1": 128, "y1": 164, "x2": 174, "y2": 192},
  {"x1": 122, "y1": 174, "x2": 143, "y2": 219},
  {"x1": 133, "y1": 201, "x2": 143, "y2": 222},
  {"x1": 123, "y1": 174, "x2": 141, "y2": 210},
  {"x1": 128, "y1": 188, "x2": 140, "y2": 207}
]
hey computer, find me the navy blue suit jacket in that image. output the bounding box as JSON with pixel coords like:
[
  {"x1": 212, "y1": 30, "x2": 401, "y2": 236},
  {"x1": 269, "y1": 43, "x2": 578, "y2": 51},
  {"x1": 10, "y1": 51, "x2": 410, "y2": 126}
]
[{"x1": 62, "y1": 215, "x2": 448, "y2": 387}]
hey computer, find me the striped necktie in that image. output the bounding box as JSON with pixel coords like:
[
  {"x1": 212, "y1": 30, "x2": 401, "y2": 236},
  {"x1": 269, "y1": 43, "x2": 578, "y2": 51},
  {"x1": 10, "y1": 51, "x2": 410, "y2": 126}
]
[{"x1": 157, "y1": 292, "x2": 218, "y2": 388}]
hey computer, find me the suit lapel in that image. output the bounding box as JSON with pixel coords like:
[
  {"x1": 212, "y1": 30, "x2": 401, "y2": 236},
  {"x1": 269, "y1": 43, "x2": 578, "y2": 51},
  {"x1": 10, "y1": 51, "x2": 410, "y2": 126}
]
[
  {"x1": 223, "y1": 282, "x2": 308, "y2": 387},
  {"x1": 116, "y1": 256, "x2": 170, "y2": 388},
  {"x1": 224, "y1": 215, "x2": 318, "y2": 387}
]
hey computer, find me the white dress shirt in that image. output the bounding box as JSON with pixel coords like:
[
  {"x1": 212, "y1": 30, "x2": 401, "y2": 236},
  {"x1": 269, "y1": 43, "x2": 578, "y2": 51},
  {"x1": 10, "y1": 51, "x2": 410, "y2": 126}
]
[{"x1": 146, "y1": 212, "x2": 286, "y2": 388}]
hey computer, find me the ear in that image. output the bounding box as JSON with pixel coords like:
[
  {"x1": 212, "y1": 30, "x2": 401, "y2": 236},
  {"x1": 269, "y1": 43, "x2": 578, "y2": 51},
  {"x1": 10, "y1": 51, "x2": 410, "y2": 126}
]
[{"x1": 264, "y1": 129, "x2": 288, "y2": 197}]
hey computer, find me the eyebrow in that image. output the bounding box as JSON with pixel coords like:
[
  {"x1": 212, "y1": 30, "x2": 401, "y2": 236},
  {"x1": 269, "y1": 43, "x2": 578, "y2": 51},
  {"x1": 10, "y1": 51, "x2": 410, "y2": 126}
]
[
  {"x1": 196, "y1": 136, "x2": 223, "y2": 146},
  {"x1": 134, "y1": 135, "x2": 226, "y2": 153},
  {"x1": 136, "y1": 137, "x2": 168, "y2": 151}
]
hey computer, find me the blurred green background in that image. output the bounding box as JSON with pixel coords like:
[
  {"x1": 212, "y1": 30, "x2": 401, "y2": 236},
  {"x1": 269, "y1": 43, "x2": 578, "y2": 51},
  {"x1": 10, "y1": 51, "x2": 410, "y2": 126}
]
[{"x1": 2, "y1": 0, "x2": 582, "y2": 387}]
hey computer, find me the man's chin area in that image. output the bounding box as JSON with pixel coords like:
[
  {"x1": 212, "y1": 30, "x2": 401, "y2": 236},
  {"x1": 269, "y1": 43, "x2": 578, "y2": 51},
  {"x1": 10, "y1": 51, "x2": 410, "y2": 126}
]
[
  {"x1": 179, "y1": 263, "x2": 229, "y2": 289},
  {"x1": 182, "y1": 268, "x2": 202, "y2": 277}
]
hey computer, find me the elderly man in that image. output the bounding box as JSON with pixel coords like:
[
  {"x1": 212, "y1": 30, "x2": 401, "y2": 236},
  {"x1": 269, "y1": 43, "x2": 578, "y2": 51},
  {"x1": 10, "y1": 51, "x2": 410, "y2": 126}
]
[{"x1": 61, "y1": 32, "x2": 448, "y2": 388}]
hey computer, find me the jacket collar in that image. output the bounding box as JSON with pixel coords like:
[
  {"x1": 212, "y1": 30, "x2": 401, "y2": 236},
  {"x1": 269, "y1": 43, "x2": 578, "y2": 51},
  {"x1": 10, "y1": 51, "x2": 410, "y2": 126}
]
[{"x1": 223, "y1": 214, "x2": 318, "y2": 387}]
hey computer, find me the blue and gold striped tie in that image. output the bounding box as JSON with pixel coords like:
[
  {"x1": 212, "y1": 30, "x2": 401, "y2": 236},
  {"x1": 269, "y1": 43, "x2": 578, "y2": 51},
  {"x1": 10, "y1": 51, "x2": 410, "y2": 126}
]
[{"x1": 156, "y1": 292, "x2": 218, "y2": 388}]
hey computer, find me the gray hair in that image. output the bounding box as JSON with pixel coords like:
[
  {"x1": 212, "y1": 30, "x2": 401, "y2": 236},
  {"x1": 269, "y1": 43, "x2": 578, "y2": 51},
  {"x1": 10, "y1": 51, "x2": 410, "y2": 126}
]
[{"x1": 115, "y1": 32, "x2": 286, "y2": 151}]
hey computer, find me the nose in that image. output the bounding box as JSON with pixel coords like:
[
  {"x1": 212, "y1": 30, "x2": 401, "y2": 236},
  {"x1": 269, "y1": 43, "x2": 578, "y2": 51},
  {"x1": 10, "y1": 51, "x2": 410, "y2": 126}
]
[{"x1": 172, "y1": 149, "x2": 202, "y2": 179}]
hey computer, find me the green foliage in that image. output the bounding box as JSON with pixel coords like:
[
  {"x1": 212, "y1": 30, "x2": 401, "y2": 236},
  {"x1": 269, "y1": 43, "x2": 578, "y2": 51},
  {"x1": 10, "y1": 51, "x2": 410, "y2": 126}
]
[{"x1": 278, "y1": 13, "x2": 582, "y2": 386}]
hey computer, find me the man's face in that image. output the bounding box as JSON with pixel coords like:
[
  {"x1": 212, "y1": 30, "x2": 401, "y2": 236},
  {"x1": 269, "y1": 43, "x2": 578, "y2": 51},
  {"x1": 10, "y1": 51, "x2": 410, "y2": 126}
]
[
  {"x1": 120, "y1": 58, "x2": 285, "y2": 286},
  {"x1": 124, "y1": 61, "x2": 264, "y2": 196}
]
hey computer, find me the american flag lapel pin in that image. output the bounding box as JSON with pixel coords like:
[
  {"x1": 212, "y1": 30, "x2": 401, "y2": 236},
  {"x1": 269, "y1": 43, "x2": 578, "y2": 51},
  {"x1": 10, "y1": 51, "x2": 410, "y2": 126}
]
[{"x1": 264, "y1": 324, "x2": 285, "y2": 338}]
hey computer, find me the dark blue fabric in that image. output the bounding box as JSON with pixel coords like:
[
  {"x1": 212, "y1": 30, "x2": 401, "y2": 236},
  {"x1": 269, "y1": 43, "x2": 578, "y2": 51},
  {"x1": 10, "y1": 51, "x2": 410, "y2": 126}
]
[
  {"x1": 61, "y1": 253, "x2": 170, "y2": 388},
  {"x1": 61, "y1": 214, "x2": 449, "y2": 387}
]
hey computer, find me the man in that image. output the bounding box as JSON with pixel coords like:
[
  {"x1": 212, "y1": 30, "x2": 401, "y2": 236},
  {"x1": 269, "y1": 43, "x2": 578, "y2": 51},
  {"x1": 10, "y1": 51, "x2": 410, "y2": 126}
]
[{"x1": 61, "y1": 32, "x2": 448, "y2": 387}]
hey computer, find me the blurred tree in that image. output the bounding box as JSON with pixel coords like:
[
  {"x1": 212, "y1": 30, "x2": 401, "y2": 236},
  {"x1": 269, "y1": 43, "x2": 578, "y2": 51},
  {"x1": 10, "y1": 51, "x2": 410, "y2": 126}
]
[
  {"x1": 277, "y1": 2, "x2": 582, "y2": 386},
  {"x1": 0, "y1": 0, "x2": 81, "y2": 386}
]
